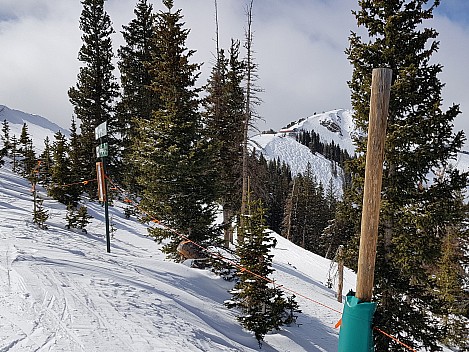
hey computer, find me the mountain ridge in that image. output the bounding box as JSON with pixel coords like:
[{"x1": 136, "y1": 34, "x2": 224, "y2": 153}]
[
  {"x1": 1, "y1": 104, "x2": 467, "y2": 198},
  {"x1": 0, "y1": 104, "x2": 69, "y2": 152},
  {"x1": 0, "y1": 105, "x2": 68, "y2": 134}
]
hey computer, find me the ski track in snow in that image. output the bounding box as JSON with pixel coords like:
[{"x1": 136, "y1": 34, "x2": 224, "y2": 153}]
[
  {"x1": 0, "y1": 158, "x2": 356, "y2": 351},
  {"x1": 1, "y1": 108, "x2": 462, "y2": 351}
]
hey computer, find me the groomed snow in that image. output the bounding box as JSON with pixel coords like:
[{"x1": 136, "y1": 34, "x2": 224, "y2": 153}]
[
  {"x1": 0, "y1": 105, "x2": 462, "y2": 351},
  {"x1": 0, "y1": 160, "x2": 358, "y2": 351}
]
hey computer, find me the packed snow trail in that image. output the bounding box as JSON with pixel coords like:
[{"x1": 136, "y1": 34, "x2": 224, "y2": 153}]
[{"x1": 0, "y1": 163, "x2": 358, "y2": 351}]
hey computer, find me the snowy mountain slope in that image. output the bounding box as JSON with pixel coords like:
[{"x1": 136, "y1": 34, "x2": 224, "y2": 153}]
[
  {"x1": 0, "y1": 104, "x2": 69, "y2": 152},
  {"x1": 253, "y1": 108, "x2": 469, "y2": 199},
  {"x1": 281, "y1": 109, "x2": 357, "y2": 155},
  {"x1": 251, "y1": 109, "x2": 356, "y2": 197},
  {"x1": 0, "y1": 159, "x2": 359, "y2": 351},
  {"x1": 251, "y1": 133, "x2": 344, "y2": 197},
  {"x1": 0, "y1": 106, "x2": 461, "y2": 351}
]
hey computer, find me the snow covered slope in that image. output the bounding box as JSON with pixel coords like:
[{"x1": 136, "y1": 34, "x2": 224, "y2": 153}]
[
  {"x1": 0, "y1": 105, "x2": 461, "y2": 351},
  {"x1": 0, "y1": 104, "x2": 68, "y2": 152},
  {"x1": 252, "y1": 133, "x2": 345, "y2": 196},
  {"x1": 253, "y1": 109, "x2": 469, "y2": 199},
  {"x1": 280, "y1": 109, "x2": 357, "y2": 155},
  {"x1": 0, "y1": 158, "x2": 357, "y2": 351},
  {"x1": 252, "y1": 109, "x2": 356, "y2": 197}
]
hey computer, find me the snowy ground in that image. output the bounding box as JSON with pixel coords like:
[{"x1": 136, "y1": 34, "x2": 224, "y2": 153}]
[
  {"x1": 0, "y1": 161, "x2": 358, "y2": 352},
  {"x1": 1, "y1": 106, "x2": 461, "y2": 351}
]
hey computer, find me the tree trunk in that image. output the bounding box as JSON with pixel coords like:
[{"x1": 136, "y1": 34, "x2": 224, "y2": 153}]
[
  {"x1": 239, "y1": 0, "x2": 254, "y2": 243},
  {"x1": 223, "y1": 206, "x2": 234, "y2": 247}
]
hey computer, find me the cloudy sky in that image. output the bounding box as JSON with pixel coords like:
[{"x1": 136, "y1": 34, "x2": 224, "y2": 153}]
[{"x1": 0, "y1": 0, "x2": 468, "y2": 140}]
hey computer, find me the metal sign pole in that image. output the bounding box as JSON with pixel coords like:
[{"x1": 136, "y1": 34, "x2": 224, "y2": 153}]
[
  {"x1": 95, "y1": 121, "x2": 111, "y2": 253},
  {"x1": 103, "y1": 156, "x2": 110, "y2": 253}
]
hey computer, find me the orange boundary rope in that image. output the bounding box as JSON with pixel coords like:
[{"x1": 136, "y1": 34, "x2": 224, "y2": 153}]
[
  {"x1": 51, "y1": 179, "x2": 97, "y2": 188},
  {"x1": 106, "y1": 176, "x2": 418, "y2": 351},
  {"x1": 374, "y1": 327, "x2": 417, "y2": 352}
]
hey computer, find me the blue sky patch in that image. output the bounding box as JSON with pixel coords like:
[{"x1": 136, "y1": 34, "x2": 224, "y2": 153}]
[{"x1": 435, "y1": 0, "x2": 469, "y2": 26}]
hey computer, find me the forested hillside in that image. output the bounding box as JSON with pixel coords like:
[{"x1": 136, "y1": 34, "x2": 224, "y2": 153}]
[{"x1": 0, "y1": 0, "x2": 467, "y2": 350}]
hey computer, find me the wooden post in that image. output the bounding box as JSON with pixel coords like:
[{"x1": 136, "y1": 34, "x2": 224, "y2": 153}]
[
  {"x1": 355, "y1": 68, "x2": 392, "y2": 302},
  {"x1": 337, "y1": 245, "x2": 344, "y2": 303}
]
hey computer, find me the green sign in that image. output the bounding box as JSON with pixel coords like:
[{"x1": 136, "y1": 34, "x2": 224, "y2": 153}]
[
  {"x1": 95, "y1": 121, "x2": 107, "y2": 140},
  {"x1": 96, "y1": 143, "x2": 108, "y2": 158}
]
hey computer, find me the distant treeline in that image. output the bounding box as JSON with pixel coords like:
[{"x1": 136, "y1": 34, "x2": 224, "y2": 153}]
[{"x1": 295, "y1": 129, "x2": 353, "y2": 167}]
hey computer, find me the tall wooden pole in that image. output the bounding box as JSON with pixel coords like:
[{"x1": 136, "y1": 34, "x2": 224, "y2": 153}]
[
  {"x1": 355, "y1": 68, "x2": 392, "y2": 302},
  {"x1": 337, "y1": 245, "x2": 344, "y2": 303}
]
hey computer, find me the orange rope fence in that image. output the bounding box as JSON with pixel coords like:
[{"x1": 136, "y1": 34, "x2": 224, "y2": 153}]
[
  {"x1": 105, "y1": 176, "x2": 418, "y2": 352},
  {"x1": 52, "y1": 179, "x2": 97, "y2": 188},
  {"x1": 373, "y1": 327, "x2": 417, "y2": 352},
  {"x1": 22, "y1": 151, "x2": 422, "y2": 351}
]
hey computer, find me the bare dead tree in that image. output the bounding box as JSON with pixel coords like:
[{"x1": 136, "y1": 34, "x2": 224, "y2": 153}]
[{"x1": 239, "y1": 0, "x2": 262, "y2": 242}]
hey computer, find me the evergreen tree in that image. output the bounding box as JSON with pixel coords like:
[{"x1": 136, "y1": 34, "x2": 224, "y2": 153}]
[
  {"x1": 67, "y1": 117, "x2": 84, "y2": 205},
  {"x1": 0, "y1": 144, "x2": 5, "y2": 167},
  {"x1": 0, "y1": 119, "x2": 9, "y2": 166},
  {"x1": 435, "y1": 223, "x2": 469, "y2": 350},
  {"x1": 10, "y1": 135, "x2": 19, "y2": 173},
  {"x1": 296, "y1": 129, "x2": 352, "y2": 168},
  {"x1": 281, "y1": 164, "x2": 332, "y2": 256},
  {"x1": 76, "y1": 206, "x2": 93, "y2": 232},
  {"x1": 18, "y1": 123, "x2": 30, "y2": 154},
  {"x1": 247, "y1": 151, "x2": 269, "y2": 203},
  {"x1": 65, "y1": 205, "x2": 92, "y2": 233},
  {"x1": 249, "y1": 155, "x2": 292, "y2": 235},
  {"x1": 32, "y1": 196, "x2": 49, "y2": 230},
  {"x1": 264, "y1": 158, "x2": 292, "y2": 235},
  {"x1": 227, "y1": 196, "x2": 297, "y2": 346},
  {"x1": 117, "y1": 0, "x2": 159, "y2": 191},
  {"x1": 203, "y1": 40, "x2": 245, "y2": 246},
  {"x1": 18, "y1": 123, "x2": 36, "y2": 177},
  {"x1": 345, "y1": 1, "x2": 468, "y2": 349},
  {"x1": 133, "y1": 0, "x2": 218, "y2": 257},
  {"x1": 322, "y1": 186, "x2": 358, "y2": 260},
  {"x1": 1, "y1": 119, "x2": 10, "y2": 155},
  {"x1": 38, "y1": 136, "x2": 53, "y2": 185},
  {"x1": 65, "y1": 204, "x2": 79, "y2": 230},
  {"x1": 31, "y1": 176, "x2": 49, "y2": 230},
  {"x1": 22, "y1": 140, "x2": 36, "y2": 179},
  {"x1": 68, "y1": 0, "x2": 119, "y2": 196},
  {"x1": 49, "y1": 132, "x2": 74, "y2": 206}
]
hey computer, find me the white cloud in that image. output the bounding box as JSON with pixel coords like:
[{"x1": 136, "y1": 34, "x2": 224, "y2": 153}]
[
  {"x1": 0, "y1": 0, "x2": 468, "y2": 143},
  {"x1": 0, "y1": 0, "x2": 81, "y2": 126},
  {"x1": 432, "y1": 15, "x2": 469, "y2": 135}
]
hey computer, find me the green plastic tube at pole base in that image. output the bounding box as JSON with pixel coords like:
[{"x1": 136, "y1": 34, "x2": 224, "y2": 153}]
[{"x1": 338, "y1": 293, "x2": 377, "y2": 352}]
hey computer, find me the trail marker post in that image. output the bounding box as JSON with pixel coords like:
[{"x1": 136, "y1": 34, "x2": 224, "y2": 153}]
[
  {"x1": 356, "y1": 68, "x2": 392, "y2": 302},
  {"x1": 337, "y1": 245, "x2": 344, "y2": 303},
  {"x1": 95, "y1": 121, "x2": 111, "y2": 253},
  {"x1": 338, "y1": 68, "x2": 392, "y2": 351}
]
